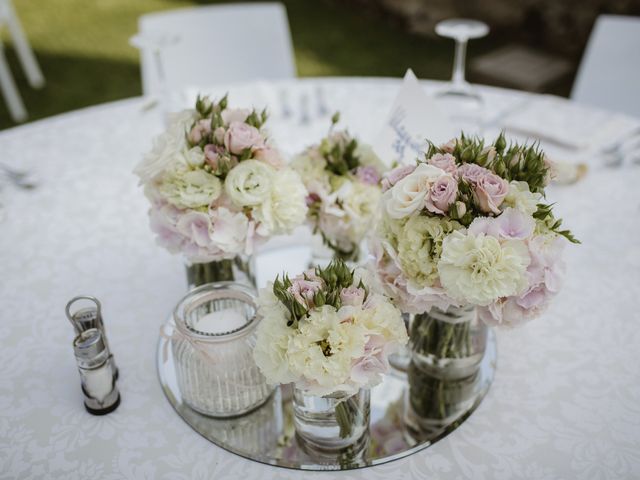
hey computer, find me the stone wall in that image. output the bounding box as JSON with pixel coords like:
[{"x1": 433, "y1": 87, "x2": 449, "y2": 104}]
[{"x1": 359, "y1": 0, "x2": 640, "y2": 55}]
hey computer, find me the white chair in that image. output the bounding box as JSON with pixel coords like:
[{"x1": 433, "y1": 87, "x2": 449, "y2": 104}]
[
  {"x1": 134, "y1": 3, "x2": 296, "y2": 97},
  {"x1": 571, "y1": 15, "x2": 640, "y2": 118}
]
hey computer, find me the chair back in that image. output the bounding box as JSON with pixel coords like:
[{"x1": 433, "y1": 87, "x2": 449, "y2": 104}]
[
  {"x1": 572, "y1": 15, "x2": 640, "y2": 117},
  {"x1": 137, "y1": 3, "x2": 296, "y2": 95}
]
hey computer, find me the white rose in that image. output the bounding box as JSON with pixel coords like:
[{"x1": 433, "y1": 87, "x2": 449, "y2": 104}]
[
  {"x1": 438, "y1": 231, "x2": 531, "y2": 306},
  {"x1": 183, "y1": 146, "x2": 206, "y2": 167},
  {"x1": 224, "y1": 159, "x2": 275, "y2": 207},
  {"x1": 254, "y1": 169, "x2": 308, "y2": 234},
  {"x1": 385, "y1": 163, "x2": 446, "y2": 219}
]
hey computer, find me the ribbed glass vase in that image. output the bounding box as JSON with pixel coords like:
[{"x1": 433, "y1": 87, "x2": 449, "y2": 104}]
[{"x1": 171, "y1": 282, "x2": 272, "y2": 417}]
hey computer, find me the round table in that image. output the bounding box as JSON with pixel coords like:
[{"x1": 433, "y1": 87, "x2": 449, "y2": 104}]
[{"x1": 1, "y1": 77, "x2": 639, "y2": 479}]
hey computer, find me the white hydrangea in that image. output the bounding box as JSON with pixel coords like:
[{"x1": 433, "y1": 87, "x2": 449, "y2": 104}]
[
  {"x1": 438, "y1": 231, "x2": 531, "y2": 306},
  {"x1": 159, "y1": 165, "x2": 222, "y2": 209}
]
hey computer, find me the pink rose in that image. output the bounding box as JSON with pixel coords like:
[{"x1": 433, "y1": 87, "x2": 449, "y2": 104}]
[
  {"x1": 188, "y1": 119, "x2": 211, "y2": 144},
  {"x1": 427, "y1": 153, "x2": 458, "y2": 175},
  {"x1": 474, "y1": 171, "x2": 509, "y2": 214},
  {"x1": 381, "y1": 164, "x2": 416, "y2": 192},
  {"x1": 213, "y1": 127, "x2": 226, "y2": 144},
  {"x1": 440, "y1": 138, "x2": 458, "y2": 154},
  {"x1": 224, "y1": 122, "x2": 264, "y2": 154},
  {"x1": 204, "y1": 144, "x2": 224, "y2": 169},
  {"x1": 340, "y1": 286, "x2": 366, "y2": 307},
  {"x1": 221, "y1": 108, "x2": 250, "y2": 125},
  {"x1": 253, "y1": 146, "x2": 284, "y2": 168},
  {"x1": 355, "y1": 166, "x2": 380, "y2": 185},
  {"x1": 288, "y1": 275, "x2": 324, "y2": 308},
  {"x1": 425, "y1": 174, "x2": 458, "y2": 215},
  {"x1": 458, "y1": 163, "x2": 490, "y2": 184}
]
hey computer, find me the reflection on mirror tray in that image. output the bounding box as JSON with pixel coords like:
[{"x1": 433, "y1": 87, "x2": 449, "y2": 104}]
[{"x1": 157, "y1": 319, "x2": 496, "y2": 471}]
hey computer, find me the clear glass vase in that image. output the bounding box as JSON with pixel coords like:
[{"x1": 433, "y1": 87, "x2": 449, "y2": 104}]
[
  {"x1": 405, "y1": 305, "x2": 488, "y2": 438},
  {"x1": 171, "y1": 282, "x2": 273, "y2": 417},
  {"x1": 293, "y1": 387, "x2": 370, "y2": 455},
  {"x1": 308, "y1": 234, "x2": 361, "y2": 270},
  {"x1": 185, "y1": 254, "x2": 255, "y2": 290},
  {"x1": 409, "y1": 305, "x2": 487, "y2": 380}
]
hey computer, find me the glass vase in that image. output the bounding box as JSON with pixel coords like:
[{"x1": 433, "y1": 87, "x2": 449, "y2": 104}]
[
  {"x1": 171, "y1": 282, "x2": 273, "y2": 417},
  {"x1": 308, "y1": 234, "x2": 361, "y2": 270},
  {"x1": 293, "y1": 387, "x2": 370, "y2": 456},
  {"x1": 409, "y1": 305, "x2": 487, "y2": 380},
  {"x1": 405, "y1": 305, "x2": 488, "y2": 438},
  {"x1": 185, "y1": 254, "x2": 255, "y2": 290}
]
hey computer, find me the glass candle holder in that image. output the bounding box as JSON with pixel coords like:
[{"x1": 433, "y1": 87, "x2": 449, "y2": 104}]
[{"x1": 171, "y1": 282, "x2": 273, "y2": 417}]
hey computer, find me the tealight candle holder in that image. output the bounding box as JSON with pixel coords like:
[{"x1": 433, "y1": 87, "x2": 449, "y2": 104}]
[{"x1": 171, "y1": 282, "x2": 273, "y2": 417}]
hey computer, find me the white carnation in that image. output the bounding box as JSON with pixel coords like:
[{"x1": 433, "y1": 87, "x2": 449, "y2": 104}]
[
  {"x1": 253, "y1": 289, "x2": 298, "y2": 385},
  {"x1": 159, "y1": 166, "x2": 222, "y2": 209},
  {"x1": 397, "y1": 215, "x2": 462, "y2": 288},
  {"x1": 287, "y1": 306, "x2": 366, "y2": 396},
  {"x1": 254, "y1": 169, "x2": 308, "y2": 234},
  {"x1": 438, "y1": 231, "x2": 530, "y2": 306},
  {"x1": 224, "y1": 159, "x2": 275, "y2": 207}
]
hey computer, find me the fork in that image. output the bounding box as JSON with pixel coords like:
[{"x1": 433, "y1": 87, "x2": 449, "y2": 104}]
[{"x1": 0, "y1": 163, "x2": 38, "y2": 189}]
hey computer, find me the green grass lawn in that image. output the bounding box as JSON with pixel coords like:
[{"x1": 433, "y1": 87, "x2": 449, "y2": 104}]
[{"x1": 0, "y1": 0, "x2": 573, "y2": 130}]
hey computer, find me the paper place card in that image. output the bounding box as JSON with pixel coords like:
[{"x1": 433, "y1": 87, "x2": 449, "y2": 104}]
[{"x1": 371, "y1": 69, "x2": 454, "y2": 166}]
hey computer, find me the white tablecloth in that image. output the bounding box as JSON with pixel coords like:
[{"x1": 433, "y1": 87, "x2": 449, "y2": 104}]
[{"x1": 1, "y1": 78, "x2": 639, "y2": 479}]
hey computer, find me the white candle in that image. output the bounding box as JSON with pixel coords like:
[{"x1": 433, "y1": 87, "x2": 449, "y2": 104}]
[{"x1": 195, "y1": 309, "x2": 246, "y2": 334}]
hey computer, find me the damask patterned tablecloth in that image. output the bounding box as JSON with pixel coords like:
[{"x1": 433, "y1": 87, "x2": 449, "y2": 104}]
[{"x1": 1, "y1": 78, "x2": 639, "y2": 479}]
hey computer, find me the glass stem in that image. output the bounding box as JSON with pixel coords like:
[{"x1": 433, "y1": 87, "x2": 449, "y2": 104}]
[{"x1": 451, "y1": 39, "x2": 468, "y2": 88}]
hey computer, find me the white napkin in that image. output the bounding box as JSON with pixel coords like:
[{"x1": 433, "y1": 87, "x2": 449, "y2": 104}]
[{"x1": 502, "y1": 95, "x2": 640, "y2": 151}]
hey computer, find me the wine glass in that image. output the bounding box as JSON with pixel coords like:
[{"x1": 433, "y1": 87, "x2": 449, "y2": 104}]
[
  {"x1": 434, "y1": 19, "x2": 489, "y2": 134},
  {"x1": 129, "y1": 31, "x2": 180, "y2": 121}
]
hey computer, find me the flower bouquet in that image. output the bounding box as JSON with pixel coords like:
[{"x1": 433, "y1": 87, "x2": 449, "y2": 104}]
[
  {"x1": 253, "y1": 260, "x2": 407, "y2": 453},
  {"x1": 135, "y1": 95, "x2": 308, "y2": 288},
  {"x1": 291, "y1": 114, "x2": 386, "y2": 263},
  {"x1": 371, "y1": 133, "x2": 578, "y2": 430}
]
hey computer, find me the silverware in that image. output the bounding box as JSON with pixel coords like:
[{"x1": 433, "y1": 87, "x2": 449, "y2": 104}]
[
  {"x1": 599, "y1": 128, "x2": 640, "y2": 168},
  {"x1": 279, "y1": 89, "x2": 292, "y2": 120},
  {"x1": 299, "y1": 93, "x2": 310, "y2": 125},
  {"x1": 0, "y1": 162, "x2": 38, "y2": 189},
  {"x1": 315, "y1": 85, "x2": 329, "y2": 118}
]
